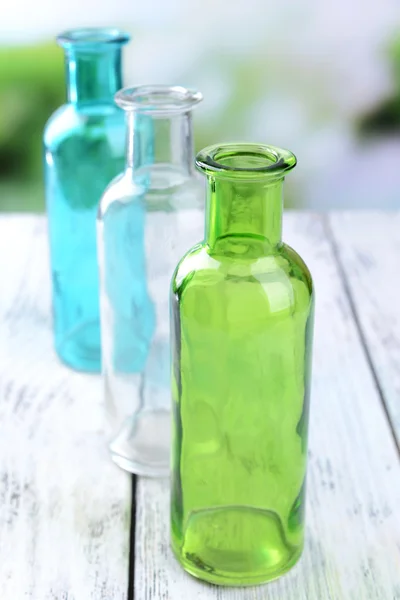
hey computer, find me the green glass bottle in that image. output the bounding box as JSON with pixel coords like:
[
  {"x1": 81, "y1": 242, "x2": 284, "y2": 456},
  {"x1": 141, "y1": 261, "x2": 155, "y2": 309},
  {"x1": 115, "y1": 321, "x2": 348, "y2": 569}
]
[{"x1": 170, "y1": 143, "x2": 314, "y2": 586}]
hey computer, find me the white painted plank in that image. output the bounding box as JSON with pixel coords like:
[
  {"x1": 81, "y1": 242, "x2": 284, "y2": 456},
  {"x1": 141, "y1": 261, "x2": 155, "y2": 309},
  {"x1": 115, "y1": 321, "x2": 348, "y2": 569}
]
[
  {"x1": 329, "y1": 211, "x2": 400, "y2": 447},
  {"x1": 135, "y1": 213, "x2": 400, "y2": 600},
  {"x1": 0, "y1": 216, "x2": 131, "y2": 599}
]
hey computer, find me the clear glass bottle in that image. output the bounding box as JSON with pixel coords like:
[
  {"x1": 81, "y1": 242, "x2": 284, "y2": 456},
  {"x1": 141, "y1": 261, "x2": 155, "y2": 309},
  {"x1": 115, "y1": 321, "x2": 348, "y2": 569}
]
[
  {"x1": 98, "y1": 85, "x2": 204, "y2": 475},
  {"x1": 171, "y1": 143, "x2": 314, "y2": 585},
  {"x1": 44, "y1": 28, "x2": 130, "y2": 372}
]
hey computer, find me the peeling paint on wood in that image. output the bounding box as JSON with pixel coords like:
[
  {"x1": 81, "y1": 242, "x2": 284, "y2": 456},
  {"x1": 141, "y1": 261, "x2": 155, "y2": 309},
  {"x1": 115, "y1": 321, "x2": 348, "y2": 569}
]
[
  {"x1": 0, "y1": 216, "x2": 131, "y2": 599},
  {"x1": 329, "y1": 211, "x2": 400, "y2": 449},
  {"x1": 1, "y1": 213, "x2": 399, "y2": 600}
]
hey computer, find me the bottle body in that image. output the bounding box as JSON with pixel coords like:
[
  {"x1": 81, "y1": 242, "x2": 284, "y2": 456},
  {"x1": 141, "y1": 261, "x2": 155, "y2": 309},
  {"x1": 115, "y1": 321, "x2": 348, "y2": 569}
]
[
  {"x1": 97, "y1": 86, "x2": 204, "y2": 475},
  {"x1": 44, "y1": 28, "x2": 129, "y2": 372},
  {"x1": 170, "y1": 143, "x2": 314, "y2": 585},
  {"x1": 44, "y1": 104, "x2": 125, "y2": 371},
  {"x1": 99, "y1": 168, "x2": 204, "y2": 474}
]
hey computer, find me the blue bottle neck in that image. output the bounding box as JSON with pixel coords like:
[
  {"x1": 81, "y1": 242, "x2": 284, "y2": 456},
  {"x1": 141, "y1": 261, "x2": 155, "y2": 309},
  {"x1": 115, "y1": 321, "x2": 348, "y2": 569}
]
[{"x1": 65, "y1": 48, "x2": 123, "y2": 105}]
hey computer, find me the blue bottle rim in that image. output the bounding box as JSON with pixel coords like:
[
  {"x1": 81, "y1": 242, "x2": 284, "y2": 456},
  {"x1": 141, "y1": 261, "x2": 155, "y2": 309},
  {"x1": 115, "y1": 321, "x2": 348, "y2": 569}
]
[{"x1": 57, "y1": 27, "x2": 131, "y2": 49}]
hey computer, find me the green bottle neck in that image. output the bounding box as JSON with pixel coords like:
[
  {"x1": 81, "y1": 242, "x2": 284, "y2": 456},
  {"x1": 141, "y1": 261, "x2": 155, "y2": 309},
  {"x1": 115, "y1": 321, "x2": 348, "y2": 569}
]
[
  {"x1": 65, "y1": 49, "x2": 123, "y2": 105},
  {"x1": 205, "y1": 176, "x2": 284, "y2": 251}
]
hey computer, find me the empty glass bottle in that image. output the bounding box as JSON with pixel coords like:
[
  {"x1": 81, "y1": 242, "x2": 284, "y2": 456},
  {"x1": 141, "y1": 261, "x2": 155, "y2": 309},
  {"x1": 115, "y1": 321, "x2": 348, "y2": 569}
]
[
  {"x1": 98, "y1": 85, "x2": 204, "y2": 475},
  {"x1": 171, "y1": 143, "x2": 314, "y2": 586},
  {"x1": 44, "y1": 28, "x2": 130, "y2": 372}
]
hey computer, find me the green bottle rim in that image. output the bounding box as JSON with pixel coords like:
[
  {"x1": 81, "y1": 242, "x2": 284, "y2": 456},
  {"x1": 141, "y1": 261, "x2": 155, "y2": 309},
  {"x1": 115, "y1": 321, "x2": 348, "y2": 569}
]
[{"x1": 196, "y1": 143, "x2": 297, "y2": 179}]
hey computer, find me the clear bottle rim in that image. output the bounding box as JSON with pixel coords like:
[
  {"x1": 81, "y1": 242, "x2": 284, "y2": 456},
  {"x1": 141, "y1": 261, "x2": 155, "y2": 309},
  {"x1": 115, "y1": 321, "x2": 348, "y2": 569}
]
[
  {"x1": 115, "y1": 85, "x2": 203, "y2": 115},
  {"x1": 57, "y1": 28, "x2": 131, "y2": 50},
  {"x1": 196, "y1": 143, "x2": 297, "y2": 179}
]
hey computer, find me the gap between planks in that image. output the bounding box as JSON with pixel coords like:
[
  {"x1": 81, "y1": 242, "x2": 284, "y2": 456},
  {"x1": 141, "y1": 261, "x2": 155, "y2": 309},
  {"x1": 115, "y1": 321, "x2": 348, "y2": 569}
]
[
  {"x1": 128, "y1": 476, "x2": 138, "y2": 600},
  {"x1": 323, "y1": 214, "x2": 400, "y2": 457}
]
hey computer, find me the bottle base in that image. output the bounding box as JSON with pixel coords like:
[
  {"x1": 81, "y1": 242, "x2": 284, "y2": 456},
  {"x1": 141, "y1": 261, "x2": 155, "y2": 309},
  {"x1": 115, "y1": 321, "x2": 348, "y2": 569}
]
[
  {"x1": 110, "y1": 451, "x2": 169, "y2": 477},
  {"x1": 171, "y1": 505, "x2": 303, "y2": 586},
  {"x1": 55, "y1": 321, "x2": 101, "y2": 373},
  {"x1": 108, "y1": 408, "x2": 170, "y2": 477}
]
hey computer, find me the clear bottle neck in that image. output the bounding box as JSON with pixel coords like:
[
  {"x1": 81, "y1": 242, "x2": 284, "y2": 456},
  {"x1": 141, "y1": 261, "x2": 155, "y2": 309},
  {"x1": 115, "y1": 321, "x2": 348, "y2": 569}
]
[
  {"x1": 115, "y1": 85, "x2": 203, "y2": 175},
  {"x1": 65, "y1": 48, "x2": 123, "y2": 105},
  {"x1": 126, "y1": 111, "x2": 194, "y2": 175},
  {"x1": 205, "y1": 176, "x2": 284, "y2": 250}
]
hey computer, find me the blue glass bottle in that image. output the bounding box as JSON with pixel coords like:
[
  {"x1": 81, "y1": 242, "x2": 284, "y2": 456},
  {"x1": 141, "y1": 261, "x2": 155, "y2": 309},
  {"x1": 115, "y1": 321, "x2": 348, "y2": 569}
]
[{"x1": 43, "y1": 28, "x2": 130, "y2": 372}]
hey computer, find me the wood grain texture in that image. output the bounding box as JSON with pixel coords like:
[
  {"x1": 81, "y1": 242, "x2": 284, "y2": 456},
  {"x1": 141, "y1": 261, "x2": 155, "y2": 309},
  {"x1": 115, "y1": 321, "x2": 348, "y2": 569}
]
[
  {"x1": 0, "y1": 216, "x2": 131, "y2": 599},
  {"x1": 329, "y1": 211, "x2": 400, "y2": 449},
  {"x1": 135, "y1": 213, "x2": 400, "y2": 600}
]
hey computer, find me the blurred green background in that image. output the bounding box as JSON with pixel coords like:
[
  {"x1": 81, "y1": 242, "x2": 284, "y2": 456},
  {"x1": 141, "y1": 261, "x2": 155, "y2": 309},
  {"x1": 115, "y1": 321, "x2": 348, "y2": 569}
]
[
  {"x1": 1, "y1": 0, "x2": 400, "y2": 211},
  {"x1": 0, "y1": 44, "x2": 64, "y2": 211}
]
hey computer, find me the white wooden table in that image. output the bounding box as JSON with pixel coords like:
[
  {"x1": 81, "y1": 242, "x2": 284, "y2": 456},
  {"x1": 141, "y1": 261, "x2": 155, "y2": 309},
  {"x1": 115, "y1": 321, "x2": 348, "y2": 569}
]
[{"x1": 0, "y1": 212, "x2": 399, "y2": 600}]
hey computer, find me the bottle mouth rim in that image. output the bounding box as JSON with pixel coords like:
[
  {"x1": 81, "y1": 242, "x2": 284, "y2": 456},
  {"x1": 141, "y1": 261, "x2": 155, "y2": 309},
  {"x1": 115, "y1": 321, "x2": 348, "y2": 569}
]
[
  {"x1": 196, "y1": 143, "x2": 297, "y2": 178},
  {"x1": 115, "y1": 85, "x2": 203, "y2": 115},
  {"x1": 57, "y1": 28, "x2": 131, "y2": 49}
]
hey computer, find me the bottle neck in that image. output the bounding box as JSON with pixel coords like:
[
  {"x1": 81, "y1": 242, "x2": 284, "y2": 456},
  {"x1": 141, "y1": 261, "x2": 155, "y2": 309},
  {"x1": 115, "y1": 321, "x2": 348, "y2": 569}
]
[
  {"x1": 205, "y1": 176, "x2": 284, "y2": 250},
  {"x1": 65, "y1": 49, "x2": 123, "y2": 105},
  {"x1": 126, "y1": 111, "x2": 194, "y2": 174}
]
